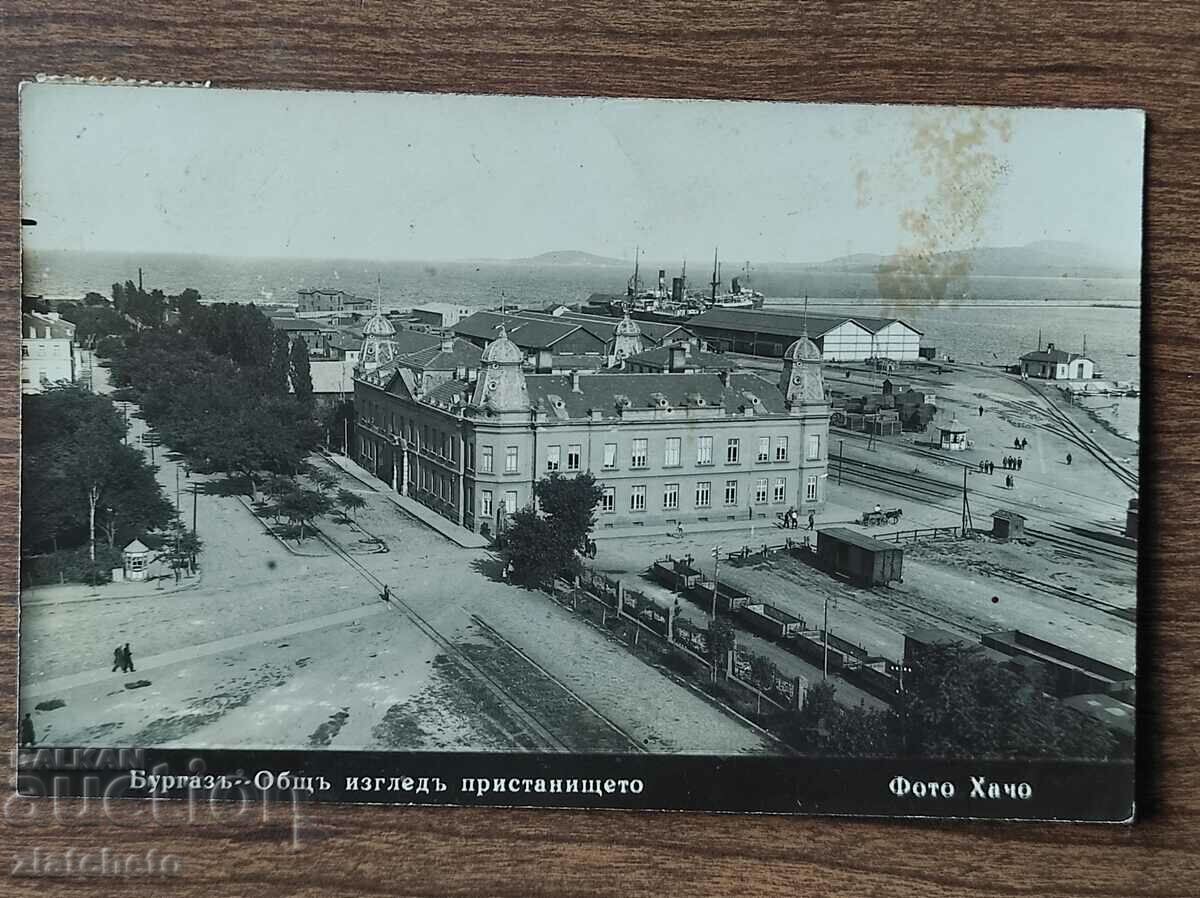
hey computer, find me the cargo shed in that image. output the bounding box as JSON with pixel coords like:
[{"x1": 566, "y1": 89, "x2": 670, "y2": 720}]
[{"x1": 816, "y1": 527, "x2": 903, "y2": 586}]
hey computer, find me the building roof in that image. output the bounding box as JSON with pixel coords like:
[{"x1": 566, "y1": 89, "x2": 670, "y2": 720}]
[
  {"x1": 363, "y1": 311, "x2": 397, "y2": 337},
  {"x1": 688, "y1": 307, "x2": 922, "y2": 338},
  {"x1": 269, "y1": 317, "x2": 332, "y2": 333},
  {"x1": 327, "y1": 333, "x2": 364, "y2": 352},
  {"x1": 519, "y1": 309, "x2": 692, "y2": 343},
  {"x1": 992, "y1": 509, "x2": 1027, "y2": 522},
  {"x1": 123, "y1": 539, "x2": 150, "y2": 554},
  {"x1": 413, "y1": 302, "x2": 470, "y2": 315},
  {"x1": 23, "y1": 312, "x2": 75, "y2": 339},
  {"x1": 521, "y1": 371, "x2": 788, "y2": 420},
  {"x1": 455, "y1": 311, "x2": 583, "y2": 349},
  {"x1": 818, "y1": 527, "x2": 902, "y2": 553},
  {"x1": 621, "y1": 346, "x2": 737, "y2": 371},
  {"x1": 480, "y1": 326, "x2": 527, "y2": 363},
  {"x1": 939, "y1": 417, "x2": 969, "y2": 433},
  {"x1": 398, "y1": 338, "x2": 483, "y2": 371},
  {"x1": 389, "y1": 330, "x2": 443, "y2": 355},
  {"x1": 1020, "y1": 348, "x2": 1089, "y2": 364}
]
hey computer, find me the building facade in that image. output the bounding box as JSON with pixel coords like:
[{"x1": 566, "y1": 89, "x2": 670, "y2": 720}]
[
  {"x1": 296, "y1": 288, "x2": 373, "y2": 318},
  {"x1": 688, "y1": 308, "x2": 922, "y2": 362},
  {"x1": 21, "y1": 312, "x2": 76, "y2": 394},
  {"x1": 354, "y1": 312, "x2": 830, "y2": 535},
  {"x1": 1019, "y1": 343, "x2": 1095, "y2": 380}
]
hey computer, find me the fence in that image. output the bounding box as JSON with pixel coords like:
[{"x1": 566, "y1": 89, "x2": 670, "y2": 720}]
[{"x1": 873, "y1": 526, "x2": 962, "y2": 543}]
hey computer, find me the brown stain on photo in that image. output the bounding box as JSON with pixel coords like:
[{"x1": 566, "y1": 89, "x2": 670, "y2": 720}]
[{"x1": 870, "y1": 108, "x2": 1013, "y2": 317}]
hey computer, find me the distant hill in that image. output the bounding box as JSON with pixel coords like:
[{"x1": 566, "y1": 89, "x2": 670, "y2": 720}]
[
  {"x1": 509, "y1": 250, "x2": 626, "y2": 266},
  {"x1": 800, "y1": 241, "x2": 1138, "y2": 279}
]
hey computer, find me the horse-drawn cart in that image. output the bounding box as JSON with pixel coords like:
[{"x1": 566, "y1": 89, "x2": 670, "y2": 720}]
[{"x1": 860, "y1": 507, "x2": 903, "y2": 527}]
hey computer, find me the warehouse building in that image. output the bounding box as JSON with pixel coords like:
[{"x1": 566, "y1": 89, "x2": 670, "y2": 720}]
[{"x1": 687, "y1": 308, "x2": 922, "y2": 362}]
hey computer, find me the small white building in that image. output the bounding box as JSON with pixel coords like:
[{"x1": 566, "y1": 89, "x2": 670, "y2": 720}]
[
  {"x1": 21, "y1": 312, "x2": 76, "y2": 394},
  {"x1": 410, "y1": 303, "x2": 472, "y2": 330},
  {"x1": 1019, "y1": 342, "x2": 1095, "y2": 380}
]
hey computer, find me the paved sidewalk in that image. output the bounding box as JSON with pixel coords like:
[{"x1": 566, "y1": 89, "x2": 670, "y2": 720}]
[
  {"x1": 593, "y1": 498, "x2": 863, "y2": 543},
  {"x1": 22, "y1": 574, "x2": 205, "y2": 607},
  {"x1": 319, "y1": 453, "x2": 490, "y2": 549}
]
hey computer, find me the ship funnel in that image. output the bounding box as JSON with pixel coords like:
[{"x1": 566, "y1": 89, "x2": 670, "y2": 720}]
[{"x1": 671, "y1": 277, "x2": 684, "y2": 303}]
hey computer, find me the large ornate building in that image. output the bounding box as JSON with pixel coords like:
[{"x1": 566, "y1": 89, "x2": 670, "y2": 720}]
[{"x1": 353, "y1": 310, "x2": 830, "y2": 535}]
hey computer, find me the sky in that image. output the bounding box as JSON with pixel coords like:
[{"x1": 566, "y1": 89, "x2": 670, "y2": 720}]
[{"x1": 20, "y1": 82, "x2": 1145, "y2": 266}]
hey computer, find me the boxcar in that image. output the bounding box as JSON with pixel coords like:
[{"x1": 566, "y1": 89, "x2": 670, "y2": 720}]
[{"x1": 816, "y1": 527, "x2": 903, "y2": 586}]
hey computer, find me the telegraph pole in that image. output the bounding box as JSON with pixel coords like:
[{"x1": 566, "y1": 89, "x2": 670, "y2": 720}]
[
  {"x1": 823, "y1": 595, "x2": 830, "y2": 679},
  {"x1": 710, "y1": 545, "x2": 721, "y2": 621},
  {"x1": 192, "y1": 483, "x2": 199, "y2": 535},
  {"x1": 838, "y1": 439, "x2": 844, "y2": 485}
]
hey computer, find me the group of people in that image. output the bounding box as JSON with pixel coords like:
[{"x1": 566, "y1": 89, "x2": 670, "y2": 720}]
[
  {"x1": 1012, "y1": 437, "x2": 1029, "y2": 450},
  {"x1": 1002, "y1": 455, "x2": 1023, "y2": 471},
  {"x1": 110, "y1": 642, "x2": 135, "y2": 673},
  {"x1": 780, "y1": 508, "x2": 815, "y2": 531}
]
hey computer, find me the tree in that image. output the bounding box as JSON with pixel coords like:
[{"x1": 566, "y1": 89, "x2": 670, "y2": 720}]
[
  {"x1": 289, "y1": 336, "x2": 314, "y2": 405},
  {"x1": 533, "y1": 471, "x2": 603, "y2": 553},
  {"x1": 22, "y1": 386, "x2": 172, "y2": 561},
  {"x1": 336, "y1": 488, "x2": 367, "y2": 521},
  {"x1": 269, "y1": 330, "x2": 292, "y2": 393},
  {"x1": 309, "y1": 468, "x2": 339, "y2": 495},
  {"x1": 84, "y1": 291, "x2": 109, "y2": 306},
  {"x1": 503, "y1": 505, "x2": 578, "y2": 585},
  {"x1": 706, "y1": 617, "x2": 736, "y2": 683},
  {"x1": 277, "y1": 487, "x2": 332, "y2": 541}
]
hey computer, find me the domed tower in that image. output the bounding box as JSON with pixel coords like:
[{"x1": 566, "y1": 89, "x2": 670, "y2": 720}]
[
  {"x1": 358, "y1": 305, "x2": 400, "y2": 374},
  {"x1": 611, "y1": 312, "x2": 644, "y2": 366},
  {"x1": 471, "y1": 326, "x2": 531, "y2": 413},
  {"x1": 779, "y1": 328, "x2": 826, "y2": 409}
]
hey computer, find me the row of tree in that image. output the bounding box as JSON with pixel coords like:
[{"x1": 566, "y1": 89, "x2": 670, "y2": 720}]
[
  {"x1": 22, "y1": 386, "x2": 175, "y2": 581},
  {"x1": 107, "y1": 301, "x2": 320, "y2": 497}
]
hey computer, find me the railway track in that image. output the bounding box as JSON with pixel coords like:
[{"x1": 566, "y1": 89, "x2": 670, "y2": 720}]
[
  {"x1": 316, "y1": 530, "x2": 642, "y2": 753},
  {"x1": 1011, "y1": 385, "x2": 1139, "y2": 492},
  {"x1": 833, "y1": 455, "x2": 961, "y2": 502},
  {"x1": 980, "y1": 566, "x2": 1135, "y2": 622},
  {"x1": 1025, "y1": 526, "x2": 1137, "y2": 566}
]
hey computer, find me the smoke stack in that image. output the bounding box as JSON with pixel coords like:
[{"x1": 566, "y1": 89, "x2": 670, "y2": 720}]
[
  {"x1": 671, "y1": 277, "x2": 684, "y2": 303},
  {"x1": 658, "y1": 269, "x2": 666, "y2": 292}
]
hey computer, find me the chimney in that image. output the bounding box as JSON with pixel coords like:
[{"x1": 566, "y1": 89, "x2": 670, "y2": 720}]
[
  {"x1": 1047, "y1": 342, "x2": 1055, "y2": 352},
  {"x1": 719, "y1": 369, "x2": 731, "y2": 388},
  {"x1": 441, "y1": 332, "x2": 455, "y2": 353},
  {"x1": 535, "y1": 348, "x2": 553, "y2": 374},
  {"x1": 658, "y1": 269, "x2": 666, "y2": 292},
  {"x1": 571, "y1": 370, "x2": 583, "y2": 393},
  {"x1": 669, "y1": 344, "x2": 687, "y2": 373},
  {"x1": 671, "y1": 277, "x2": 684, "y2": 303}
]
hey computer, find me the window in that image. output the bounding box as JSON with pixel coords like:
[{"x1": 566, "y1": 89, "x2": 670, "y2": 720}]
[
  {"x1": 663, "y1": 483, "x2": 679, "y2": 510},
  {"x1": 754, "y1": 478, "x2": 768, "y2": 504},
  {"x1": 805, "y1": 475, "x2": 818, "y2": 502},
  {"x1": 603, "y1": 443, "x2": 617, "y2": 469},
  {"x1": 664, "y1": 437, "x2": 681, "y2": 467},
  {"x1": 467, "y1": 442, "x2": 475, "y2": 471},
  {"x1": 726, "y1": 438, "x2": 740, "y2": 464},
  {"x1": 567, "y1": 444, "x2": 581, "y2": 471},
  {"x1": 757, "y1": 436, "x2": 770, "y2": 462},
  {"x1": 20, "y1": 346, "x2": 28, "y2": 358},
  {"x1": 480, "y1": 446, "x2": 493, "y2": 473},
  {"x1": 724, "y1": 480, "x2": 738, "y2": 506},
  {"x1": 630, "y1": 485, "x2": 646, "y2": 511},
  {"x1": 696, "y1": 481, "x2": 712, "y2": 507},
  {"x1": 806, "y1": 434, "x2": 821, "y2": 461},
  {"x1": 773, "y1": 478, "x2": 787, "y2": 503},
  {"x1": 546, "y1": 445, "x2": 561, "y2": 471},
  {"x1": 631, "y1": 438, "x2": 648, "y2": 468},
  {"x1": 505, "y1": 446, "x2": 519, "y2": 473},
  {"x1": 697, "y1": 436, "x2": 713, "y2": 465},
  {"x1": 504, "y1": 490, "x2": 519, "y2": 513},
  {"x1": 775, "y1": 436, "x2": 789, "y2": 461},
  {"x1": 600, "y1": 487, "x2": 616, "y2": 513}
]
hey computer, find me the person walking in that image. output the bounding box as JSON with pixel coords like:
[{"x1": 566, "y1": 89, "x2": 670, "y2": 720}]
[
  {"x1": 1021, "y1": 437, "x2": 1028, "y2": 450},
  {"x1": 1017, "y1": 457, "x2": 1023, "y2": 471},
  {"x1": 808, "y1": 513, "x2": 815, "y2": 531},
  {"x1": 1066, "y1": 452, "x2": 1073, "y2": 466},
  {"x1": 676, "y1": 522, "x2": 684, "y2": 541},
  {"x1": 121, "y1": 643, "x2": 135, "y2": 673},
  {"x1": 380, "y1": 584, "x2": 391, "y2": 602},
  {"x1": 978, "y1": 405, "x2": 984, "y2": 417},
  {"x1": 20, "y1": 713, "x2": 35, "y2": 747},
  {"x1": 112, "y1": 646, "x2": 123, "y2": 673}
]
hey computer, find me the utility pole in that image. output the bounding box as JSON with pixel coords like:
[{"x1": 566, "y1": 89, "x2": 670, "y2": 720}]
[
  {"x1": 175, "y1": 466, "x2": 181, "y2": 515},
  {"x1": 838, "y1": 439, "x2": 845, "y2": 485},
  {"x1": 961, "y1": 465, "x2": 974, "y2": 535},
  {"x1": 710, "y1": 545, "x2": 721, "y2": 621},
  {"x1": 192, "y1": 483, "x2": 198, "y2": 535}
]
